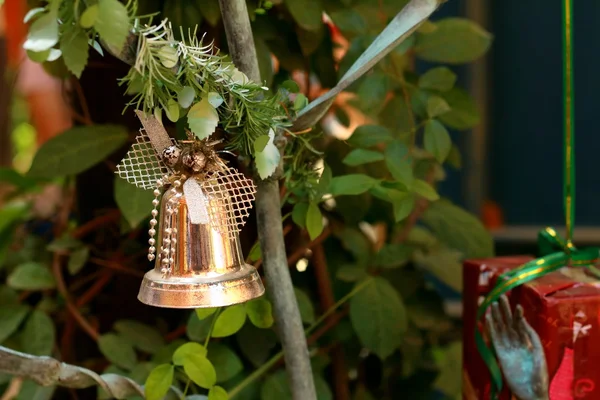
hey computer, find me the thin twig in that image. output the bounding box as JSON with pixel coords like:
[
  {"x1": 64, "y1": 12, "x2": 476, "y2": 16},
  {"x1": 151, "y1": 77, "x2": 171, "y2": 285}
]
[
  {"x1": 71, "y1": 78, "x2": 93, "y2": 125},
  {"x1": 89, "y1": 257, "x2": 145, "y2": 277},
  {"x1": 287, "y1": 228, "x2": 331, "y2": 266},
  {"x1": 72, "y1": 210, "x2": 120, "y2": 239}
]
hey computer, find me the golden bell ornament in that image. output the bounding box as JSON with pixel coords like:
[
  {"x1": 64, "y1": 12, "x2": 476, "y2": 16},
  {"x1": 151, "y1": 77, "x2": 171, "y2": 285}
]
[{"x1": 138, "y1": 181, "x2": 264, "y2": 308}]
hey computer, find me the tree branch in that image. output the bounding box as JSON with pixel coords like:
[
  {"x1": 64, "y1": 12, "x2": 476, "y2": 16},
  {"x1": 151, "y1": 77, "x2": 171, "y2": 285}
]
[{"x1": 218, "y1": 1, "x2": 317, "y2": 399}]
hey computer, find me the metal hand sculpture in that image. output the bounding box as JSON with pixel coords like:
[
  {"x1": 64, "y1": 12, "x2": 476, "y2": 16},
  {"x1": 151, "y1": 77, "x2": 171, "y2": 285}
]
[{"x1": 486, "y1": 295, "x2": 549, "y2": 400}]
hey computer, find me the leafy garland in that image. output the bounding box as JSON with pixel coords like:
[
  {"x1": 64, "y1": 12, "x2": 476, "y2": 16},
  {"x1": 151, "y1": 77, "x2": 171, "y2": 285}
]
[{"x1": 23, "y1": 0, "x2": 303, "y2": 179}]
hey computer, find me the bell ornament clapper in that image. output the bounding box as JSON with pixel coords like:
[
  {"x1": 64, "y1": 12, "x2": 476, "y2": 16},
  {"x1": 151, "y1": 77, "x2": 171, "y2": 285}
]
[{"x1": 138, "y1": 178, "x2": 264, "y2": 308}]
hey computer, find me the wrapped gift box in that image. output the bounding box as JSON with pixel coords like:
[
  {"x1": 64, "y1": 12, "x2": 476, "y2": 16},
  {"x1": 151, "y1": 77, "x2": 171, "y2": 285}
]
[{"x1": 463, "y1": 256, "x2": 600, "y2": 400}]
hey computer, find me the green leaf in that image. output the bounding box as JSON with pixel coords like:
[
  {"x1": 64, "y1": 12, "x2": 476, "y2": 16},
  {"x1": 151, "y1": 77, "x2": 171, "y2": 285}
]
[
  {"x1": 95, "y1": 0, "x2": 130, "y2": 51},
  {"x1": 208, "y1": 344, "x2": 243, "y2": 383},
  {"x1": 183, "y1": 353, "x2": 217, "y2": 389},
  {"x1": 281, "y1": 80, "x2": 300, "y2": 93},
  {"x1": 292, "y1": 203, "x2": 308, "y2": 229},
  {"x1": 208, "y1": 386, "x2": 228, "y2": 400},
  {"x1": 114, "y1": 178, "x2": 154, "y2": 228},
  {"x1": 15, "y1": 380, "x2": 55, "y2": 400},
  {"x1": 342, "y1": 149, "x2": 384, "y2": 166},
  {"x1": 415, "y1": 18, "x2": 492, "y2": 64},
  {"x1": 337, "y1": 228, "x2": 371, "y2": 266},
  {"x1": 28, "y1": 125, "x2": 127, "y2": 178},
  {"x1": 375, "y1": 244, "x2": 412, "y2": 269},
  {"x1": 255, "y1": 129, "x2": 280, "y2": 180},
  {"x1": 247, "y1": 242, "x2": 261, "y2": 263},
  {"x1": 165, "y1": 98, "x2": 180, "y2": 122},
  {"x1": 355, "y1": 72, "x2": 389, "y2": 114},
  {"x1": 447, "y1": 144, "x2": 462, "y2": 169},
  {"x1": 438, "y1": 88, "x2": 481, "y2": 130},
  {"x1": 98, "y1": 333, "x2": 137, "y2": 370},
  {"x1": 47, "y1": 235, "x2": 82, "y2": 252},
  {"x1": 348, "y1": 125, "x2": 393, "y2": 148},
  {"x1": 188, "y1": 98, "x2": 219, "y2": 140},
  {"x1": 414, "y1": 246, "x2": 463, "y2": 292},
  {"x1": 294, "y1": 288, "x2": 315, "y2": 324},
  {"x1": 254, "y1": 135, "x2": 270, "y2": 153},
  {"x1": 145, "y1": 364, "x2": 174, "y2": 400},
  {"x1": 293, "y1": 94, "x2": 308, "y2": 111},
  {"x1": 187, "y1": 311, "x2": 213, "y2": 342},
  {"x1": 306, "y1": 202, "x2": 324, "y2": 240},
  {"x1": 236, "y1": 324, "x2": 277, "y2": 368},
  {"x1": 336, "y1": 265, "x2": 367, "y2": 282},
  {"x1": 196, "y1": 307, "x2": 218, "y2": 320},
  {"x1": 173, "y1": 342, "x2": 207, "y2": 365},
  {"x1": 418, "y1": 67, "x2": 457, "y2": 91},
  {"x1": 316, "y1": 164, "x2": 332, "y2": 197},
  {"x1": 178, "y1": 86, "x2": 196, "y2": 109},
  {"x1": 114, "y1": 320, "x2": 165, "y2": 354},
  {"x1": 68, "y1": 247, "x2": 89, "y2": 275},
  {"x1": 212, "y1": 305, "x2": 246, "y2": 338},
  {"x1": 412, "y1": 179, "x2": 439, "y2": 201},
  {"x1": 158, "y1": 45, "x2": 178, "y2": 68},
  {"x1": 384, "y1": 140, "x2": 413, "y2": 186},
  {"x1": 80, "y1": 5, "x2": 99, "y2": 28},
  {"x1": 424, "y1": 120, "x2": 452, "y2": 163},
  {"x1": 0, "y1": 168, "x2": 38, "y2": 190},
  {"x1": 8, "y1": 262, "x2": 55, "y2": 290},
  {"x1": 21, "y1": 310, "x2": 55, "y2": 356},
  {"x1": 421, "y1": 199, "x2": 494, "y2": 258},
  {"x1": 0, "y1": 305, "x2": 29, "y2": 343},
  {"x1": 199, "y1": 0, "x2": 221, "y2": 26},
  {"x1": 330, "y1": 174, "x2": 378, "y2": 196},
  {"x1": 23, "y1": 7, "x2": 45, "y2": 23},
  {"x1": 60, "y1": 27, "x2": 89, "y2": 78},
  {"x1": 426, "y1": 96, "x2": 451, "y2": 118},
  {"x1": 433, "y1": 342, "x2": 462, "y2": 396},
  {"x1": 350, "y1": 277, "x2": 407, "y2": 359},
  {"x1": 256, "y1": 38, "x2": 273, "y2": 87},
  {"x1": 284, "y1": 0, "x2": 323, "y2": 31},
  {"x1": 26, "y1": 49, "x2": 51, "y2": 63},
  {"x1": 329, "y1": 8, "x2": 367, "y2": 39},
  {"x1": 23, "y1": 11, "x2": 59, "y2": 52},
  {"x1": 245, "y1": 297, "x2": 274, "y2": 329},
  {"x1": 392, "y1": 192, "x2": 415, "y2": 222},
  {"x1": 0, "y1": 287, "x2": 19, "y2": 306},
  {"x1": 260, "y1": 371, "x2": 332, "y2": 400},
  {"x1": 208, "y1": 92, "x2": 224, "y2": 108}
]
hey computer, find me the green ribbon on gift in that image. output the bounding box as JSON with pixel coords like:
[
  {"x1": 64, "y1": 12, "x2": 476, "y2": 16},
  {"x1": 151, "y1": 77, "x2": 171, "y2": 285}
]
[{"x1": 474, "y1": 0, "x2": 600, "y2": 398}]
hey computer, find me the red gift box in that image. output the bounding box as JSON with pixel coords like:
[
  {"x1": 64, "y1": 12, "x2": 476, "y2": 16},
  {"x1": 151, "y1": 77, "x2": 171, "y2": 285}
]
[{"x1": 463, "y1": 256, "x2": 600, "y2": 400}]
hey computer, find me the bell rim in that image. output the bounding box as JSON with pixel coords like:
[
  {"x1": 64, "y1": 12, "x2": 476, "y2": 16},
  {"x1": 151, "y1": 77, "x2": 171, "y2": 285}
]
[{"x1": 137, "y1": 263, "x2": 265, "y2": 309}]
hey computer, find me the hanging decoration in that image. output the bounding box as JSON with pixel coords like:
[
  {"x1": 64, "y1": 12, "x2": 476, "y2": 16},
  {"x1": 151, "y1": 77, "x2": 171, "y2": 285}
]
[{"x1": 116, "y1": 111, "x2": 264, "y2": 308}]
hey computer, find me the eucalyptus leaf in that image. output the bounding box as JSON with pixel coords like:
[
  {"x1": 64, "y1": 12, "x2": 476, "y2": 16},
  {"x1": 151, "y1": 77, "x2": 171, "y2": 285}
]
[
  {"x1": 254, "y1": 135, "x2": 270, "y2": 153},
  {"x1": 415, "y1": 17, "x2": 492, "y2": 64},
  {"x1": 60, "y1": 27, "x2": 89, "y2": 78},
  {"x1": 21, "y1": 310, "x2": 55, "y2": 356},
  {"x1": 158, "y1": 46, "x2": 178, "y2": 68},
  {"x1": 245, "y1": 297, "x2": 274, "y2": 329},
  {"x1": 114, "y1": 178, "x2": 154, "y2": 228},
  {"x1": 350, "y1": 277, "x2": 406, "y2": 359},
  {"x1": 424, "y1": 119, "x2": 451, "y2": 163},
  {"x1": 212, "y1": 305, "x2": 247, "y2": 338},
  {"x1": 95, "y1": 0, "x2": 130, "y2": 51},
  {"x1": 178, "y1": 86, "x2": 196, "y2": 108},
  {"x1": 114, "y1": 319, "x2": 165, "y2": 354},
  {"x1": 165, "y1": 99, "x2": 180, "y2": 122},
  {"x1": 98, "y1": 333, "x2": 138, "y2": 370},
  {"x1": 145, "y1": 364, "x2": 174, "y2": 400},
  {"x1": 188, "y1": 98, "x2": 219, "y2": 140},
  {"x1": 183, "y1": 353, "x2": 217, "y2": 389},
  {"x1": 208, "y1": 344, "x2": 244, "y2": 383},
  {"x1": 23, "y1": 7, "x2": 45, "y2": 23},
  {"x1": 7, "y1": 262, "x2": 56, "y2": 290},
  {"x1": 0, "y1": 305, "x2": 29, "y2": 343},
  {"x1": 208, "y1": 92, "x2": 224, "y2": 108},
  {"x1": 28, "y1": 125, "x2": 128, "y2": 178},
  {"x1": 306, "y1": 202, "x2": 324, "y2": 240}
]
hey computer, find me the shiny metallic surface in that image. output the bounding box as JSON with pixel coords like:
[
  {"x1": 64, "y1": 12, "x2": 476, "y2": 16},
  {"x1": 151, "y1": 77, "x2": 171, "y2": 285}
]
[{"x1": 138, "y1": 185, "x2": 264, "y2": 308}]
